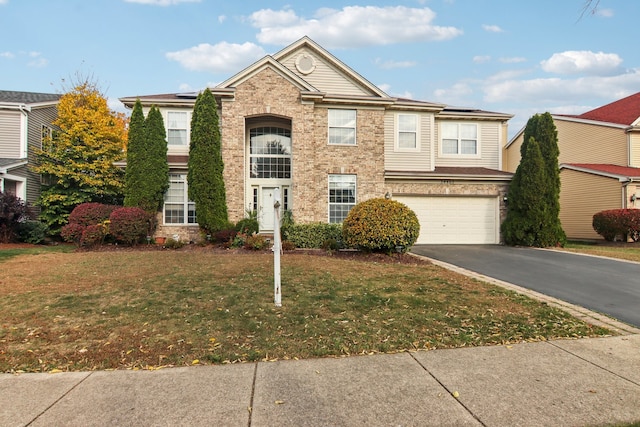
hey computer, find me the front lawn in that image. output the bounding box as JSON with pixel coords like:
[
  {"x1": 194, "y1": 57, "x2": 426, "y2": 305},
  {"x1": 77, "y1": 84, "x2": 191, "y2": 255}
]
[
  {"x1": 0, "y1": 247, "x2": 611, "y2": 373},
  {"x1": 560, "y1": 241, "x2": 640, "y2": 263}
]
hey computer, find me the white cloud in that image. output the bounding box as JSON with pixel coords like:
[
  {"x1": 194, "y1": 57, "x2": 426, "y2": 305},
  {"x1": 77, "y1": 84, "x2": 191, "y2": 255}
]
[
  {"x1": 482, "y1": 24, "x2": 503, "y2": 33},
  {"x1": 123, "y1": 0, "x2": 200, "y2": 5},
  {"x1": 541, "y1": 50, "x2": 623, "y2": 76},
  {"x1": 250, "y1": 6, "x2": 463, "y2": 48},
  {"x1": 377, "y1": 84, "x2": 412, "y2": 100},
  {"x1": 166, "y1": 41, "x2": 266, "y2": 73},
  {"x1": 374, "y1": 58, "x2": 417, "y2": 69},
  {"x1": 0, "y1": 51, "x2": 14, "y2": 59},
  {"x1": 596, "y1": 8, "x2": 614, "y2": 17},
  {"x1": 26, "y1": 52, "x2": 47, "y2": 68},
  {"x1": 483, "y1": 70, "x2": 640, "y2": 104},
  {"x1": 218, "y1": 15, "x2": 226, "y2": 23},
  {"x1": 0, "y1": 0, "x2": 8, "y2": 4},
  {"x1": 473, "y1": 55, "x2": 491, "y2": 63},
  {"x1": 434, "y1": 82, "x2": 474, "y2": 104}
]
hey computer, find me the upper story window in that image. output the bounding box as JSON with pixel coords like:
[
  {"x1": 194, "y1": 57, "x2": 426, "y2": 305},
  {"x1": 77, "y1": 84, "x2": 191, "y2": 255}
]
[
  {"x1": 167, "y1": 111, "x2": 189, "y2": 146},
  {"x1": 250, "y1": 127, "x2": 292, "y2": 179},
  {"x1": 328, "y1": 109, "x2": 356, "y2": 145},
  {"x1": 397, "y1": 114, "x2": 418, "y2": 151},
  {"x1": 441, "y1": 123, "x2": 479, "y2": 156}
]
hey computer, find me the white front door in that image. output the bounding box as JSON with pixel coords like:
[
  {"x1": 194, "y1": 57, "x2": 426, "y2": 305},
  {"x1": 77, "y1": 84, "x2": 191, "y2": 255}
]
[{"x1": 260, "y1": 187, "x2": 277, "y2": 232}]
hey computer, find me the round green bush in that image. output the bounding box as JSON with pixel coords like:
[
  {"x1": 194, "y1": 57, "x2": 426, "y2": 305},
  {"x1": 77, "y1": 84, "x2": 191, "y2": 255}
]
[{"x1": 342, "y1": 198, "x2": 420, "y2": 253}]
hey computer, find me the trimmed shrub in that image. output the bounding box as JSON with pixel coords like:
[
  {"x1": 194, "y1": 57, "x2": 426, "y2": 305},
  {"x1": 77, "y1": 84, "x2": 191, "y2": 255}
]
[
  {"x1": 17, "y1": 220, "x2": 48, "y2": 244},
  {"x1": 284, "y1": 222, "x2": 343, "y2": 249},
  {"x1": 81, "y1": 224, "x2": 106, "y2": 247},
  {"x1": 213, "y1": 227, "x2": 236, "y2": 244},
  {"x1": 164, "y1": 237, "x2": 185, "y2": 249},
  {"x1": 593, "y1": 209, "x2": 640, "y2": 241},
  {"x1": 235, "y1": 218, "x2": 259, "y2": 235},
  {"x1": 243, "y1": 234, "x2": 269, "y2": 250},
  {"x1": 342, "y1": 198, "x2": 420, "y2": 253},
  {"x1": 109, "y1": 207, "x2": 150, "y2": 245},
  {"x1": 68, "y1": 203, "x2": 118, "y2": 228},
  {"x1": 60, "y1": 223, "x2": 85, "y2": 245},
  {"x1": 0, "y1": 191, "x2": 33, "y2": 243}
]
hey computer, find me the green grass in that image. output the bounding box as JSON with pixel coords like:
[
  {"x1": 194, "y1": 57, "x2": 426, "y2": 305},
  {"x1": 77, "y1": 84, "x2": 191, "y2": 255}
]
[
  {"x1": 561, "y1": 241, "x2": 640, "y2": 263},
  {"x1": 0, "y1": 248, "x2": 612, "y2": 373},
  {"x1": 0, "y1": 244, "x2": 74, "y2": 262}
]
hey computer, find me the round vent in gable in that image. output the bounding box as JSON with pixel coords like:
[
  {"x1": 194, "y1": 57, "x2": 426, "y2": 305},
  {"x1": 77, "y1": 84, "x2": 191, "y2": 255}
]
[{"x1": 295, "y1": 54, "x2": 316, "y2": 75}]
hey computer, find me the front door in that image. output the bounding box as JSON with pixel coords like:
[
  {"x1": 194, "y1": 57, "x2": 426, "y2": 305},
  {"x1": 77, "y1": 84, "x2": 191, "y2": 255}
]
[{"x1": 260, "y1": 187, "x2": 277, "y2": 232}]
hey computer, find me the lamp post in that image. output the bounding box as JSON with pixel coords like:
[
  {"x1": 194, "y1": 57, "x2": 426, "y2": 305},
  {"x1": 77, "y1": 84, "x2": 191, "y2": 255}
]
[{"x1": 273, "y1": 187, "x2": 282, "y2": 307}]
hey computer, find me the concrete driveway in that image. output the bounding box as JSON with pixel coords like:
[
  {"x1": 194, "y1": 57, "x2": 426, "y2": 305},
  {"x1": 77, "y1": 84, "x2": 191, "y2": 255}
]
[{"x1": 410, "y1": 245, "x2": 640, "y2": 328}]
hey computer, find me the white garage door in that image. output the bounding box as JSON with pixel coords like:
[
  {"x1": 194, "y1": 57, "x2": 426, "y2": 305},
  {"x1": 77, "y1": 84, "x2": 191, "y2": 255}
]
[{"x1": 396, "y1": 196, "x2": 498, "y2": 244}]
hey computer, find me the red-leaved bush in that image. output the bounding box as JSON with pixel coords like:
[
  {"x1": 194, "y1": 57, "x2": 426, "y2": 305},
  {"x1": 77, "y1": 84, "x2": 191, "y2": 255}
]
[
  {"x1": 67, "y1": 203, "x2": 118, "y2": 227},
  {"x1": 61, "y1": 203, "x2": 117, "y2": 246},
  {"x1": 81, "y1": 224, "x2": 106, "y2": 247},
  {"x1": 592, "y1": 209, "x2": 640, "y2": 241},
  {"x1": 108, "y1": 207, "x2": 150, "y2": 245}
]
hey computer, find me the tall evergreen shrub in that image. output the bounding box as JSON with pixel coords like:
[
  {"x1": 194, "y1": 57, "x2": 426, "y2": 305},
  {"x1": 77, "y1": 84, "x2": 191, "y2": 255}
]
[{"x1": 188, "y1": 88, "x2": 228, "y2": 232}]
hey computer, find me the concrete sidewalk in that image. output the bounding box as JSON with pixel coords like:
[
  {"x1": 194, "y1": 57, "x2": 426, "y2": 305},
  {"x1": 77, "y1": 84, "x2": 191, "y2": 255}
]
[{"x1": 2, "y1": 334, "x2": 639, "y2": 427}]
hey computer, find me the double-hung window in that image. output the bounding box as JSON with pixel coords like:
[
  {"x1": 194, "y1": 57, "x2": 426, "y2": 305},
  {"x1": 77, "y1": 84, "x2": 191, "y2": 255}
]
[
  {"x1": 164, "y1": 174, "x2": 196, "y2": 224},
  {"x1": 328, "y1": 109, "x2": 356, "y2": 145},
  {"x1": 441, "y1": 123, "x2": 478, "y2": 156},
  {"x1": 397, "y1": 114, "x2": 418, "y2": 150},
  {"x1": 328, "y1": 175, "x2": 356, "y2": 223},
  {"x1": 167, "y1": 111, "x2": 189, "y2": 146}
]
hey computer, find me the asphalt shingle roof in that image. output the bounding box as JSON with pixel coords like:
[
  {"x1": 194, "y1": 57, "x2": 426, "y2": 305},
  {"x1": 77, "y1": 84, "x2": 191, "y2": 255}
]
[
  {"x1": 565, "y1": 163, "x2": 640, "y2": 178},
  {"x1": 576, "y1": 92, "x2": 640, "y2": 126},
  {"x1": 0, "y1": 90, "x2": 61, "y2": 104}
]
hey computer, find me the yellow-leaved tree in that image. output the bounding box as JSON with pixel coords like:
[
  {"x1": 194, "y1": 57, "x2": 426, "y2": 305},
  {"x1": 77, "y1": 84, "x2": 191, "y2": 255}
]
[{"x1": 34, "y1": 78, "x2": 128, "y2": 235}]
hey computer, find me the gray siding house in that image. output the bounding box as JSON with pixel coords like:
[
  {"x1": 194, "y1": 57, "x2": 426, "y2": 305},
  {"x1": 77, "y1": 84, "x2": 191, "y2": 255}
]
[{"x1": 0, "y1": 90, "x2": 60, "y2": 212}]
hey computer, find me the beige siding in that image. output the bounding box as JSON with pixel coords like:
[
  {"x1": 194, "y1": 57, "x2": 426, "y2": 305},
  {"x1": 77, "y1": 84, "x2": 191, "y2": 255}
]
[
  {"x1": 0, "y1": 110, "x2": 22, "y2": 157},
  {"x1": 434, "y1": 120, "x2": 501, "y2": 169},
  {"x1": 560, "y1": 169, "x2": 622, "y2": 240},
  {"x1": 279, "y1": 48, "x2": 370, "y2": 96},
  {"x1": 384, "y1": 110, "x2": 433, "y2": 172},
  {"x1": 555, "y1": 120, "x2": 627, "y2": 165},
  {"x1": 505, "y1": 118, "x2": 629, "y2": 172},
  {"x1": 630, "y1": 132, "x2": 640, "y2": 168},
  {"x1": 503, "y1": 133, "x2": 523, "y2": 172}
]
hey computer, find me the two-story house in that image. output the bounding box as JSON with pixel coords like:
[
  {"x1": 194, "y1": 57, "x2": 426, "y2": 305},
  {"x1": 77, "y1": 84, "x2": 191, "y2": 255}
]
[
  {"x1": 504, "y1": 93, "x2": 640, "y2": 240},
  {"x1": 0, "y1": 90, "x2": 61, "y2": 212},
  {"x1": 121, "y1": 37, "x2": 512, "y2": 244}
]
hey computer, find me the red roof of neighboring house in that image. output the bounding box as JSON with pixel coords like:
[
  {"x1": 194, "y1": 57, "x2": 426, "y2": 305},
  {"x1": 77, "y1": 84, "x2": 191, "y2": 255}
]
[
  {"x1": 576, "y1": 92, "x2": 640, "y2": 126},
  {"x1": 564, "y1": 163, "x2": 640, "y2": 178}
]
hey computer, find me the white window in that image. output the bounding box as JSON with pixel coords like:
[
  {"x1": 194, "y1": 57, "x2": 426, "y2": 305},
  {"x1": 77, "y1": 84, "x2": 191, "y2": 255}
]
[
  {"x1": 397, "y1": 114, "x2": 418, "y2": 150},
  {"x1": 164, "y1": 174, "x2": 196, "y2": 224},
  {"x1": 328, "y1": 175, "x2": 356, "y2": 223},
  {"x1": 441, "y1": 123, "x2": 478, "y2": 156},
  {"x1": 167, "y1": 111, "x2": 189, "y2": 146},
  {"x1": 249, "y1": 127, "x2": 292, "y2": 179},
  {"x1": 328, "y1": 109, "x2": 356, "y2": 145}
]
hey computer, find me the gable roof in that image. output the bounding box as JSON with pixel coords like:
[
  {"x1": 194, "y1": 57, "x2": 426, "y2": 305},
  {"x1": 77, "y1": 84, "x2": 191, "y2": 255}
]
[
  {"x1": 574, "y1": 92, "x2": 640, "y2": 126},
  {"x1": 561, "y1": 163, "x2": 640, "y2": 180},
  {"x1": 0, "y1": 90, "x2": 61, "y2": 105}
]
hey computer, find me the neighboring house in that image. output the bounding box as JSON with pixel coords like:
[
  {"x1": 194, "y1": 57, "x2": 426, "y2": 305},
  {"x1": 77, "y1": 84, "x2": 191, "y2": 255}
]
[
  {"x1": 504, "y1": 92, "x2": 640, "y2": 240},
  {"x1": 0, "y1": 90, "x2": 61, "y2": 212},
  {"x1": 121, "y1": 36, "x2": 512, "y2": 244}
]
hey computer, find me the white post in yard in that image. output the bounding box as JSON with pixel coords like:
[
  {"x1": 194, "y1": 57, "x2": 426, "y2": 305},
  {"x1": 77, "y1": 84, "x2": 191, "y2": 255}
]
[{"x1": 273, "y1": 187, "x2": 282, "y2": 307}]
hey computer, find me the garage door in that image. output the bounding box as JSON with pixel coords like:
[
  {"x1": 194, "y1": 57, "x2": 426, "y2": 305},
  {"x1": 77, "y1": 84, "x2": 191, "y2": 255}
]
[{"x1": 395, "y1": 196, "x2": 498, "y2": 244}]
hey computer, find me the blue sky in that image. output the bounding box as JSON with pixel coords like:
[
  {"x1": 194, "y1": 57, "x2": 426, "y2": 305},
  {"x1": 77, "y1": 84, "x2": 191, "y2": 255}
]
[{"x1": 1, "y1": 0, "x2": 637, "y2": 139}]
